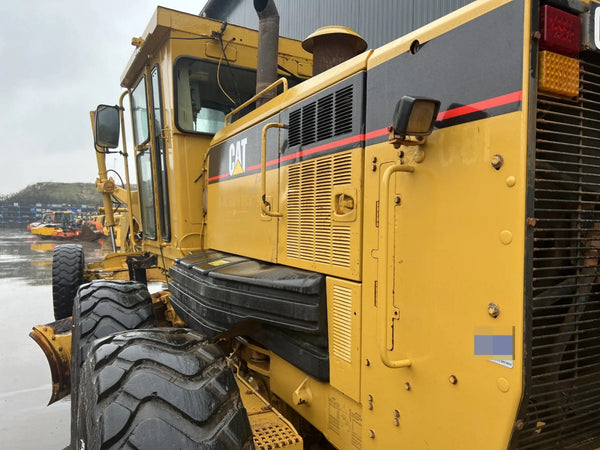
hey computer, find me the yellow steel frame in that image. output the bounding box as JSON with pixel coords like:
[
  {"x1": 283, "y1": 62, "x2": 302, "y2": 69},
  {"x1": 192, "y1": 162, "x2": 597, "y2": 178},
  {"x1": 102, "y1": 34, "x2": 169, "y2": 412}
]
[
  {"x1": 32, "y1": 0, "x2": 543, "y2": 447},
  {"x1": 206, "y1": 0, "x2": 532, "y2": 448}
]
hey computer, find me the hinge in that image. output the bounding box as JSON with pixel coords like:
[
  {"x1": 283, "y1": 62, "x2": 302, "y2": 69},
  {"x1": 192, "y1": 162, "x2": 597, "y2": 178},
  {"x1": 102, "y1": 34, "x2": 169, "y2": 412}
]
[
  {"x1": 160, "y1": 127, "x2": 172, "y2": 148},
  {"x1": 375, "y1": 201, "x2": 380, "y2": 228}
]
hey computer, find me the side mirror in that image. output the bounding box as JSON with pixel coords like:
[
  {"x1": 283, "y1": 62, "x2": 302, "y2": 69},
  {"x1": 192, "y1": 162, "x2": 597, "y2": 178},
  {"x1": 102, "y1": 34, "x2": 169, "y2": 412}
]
[
  {"x1": 95, "y1": 105, "x2": 120, "y2": 149},
  {"x1": 392, "y1": 96, "x2": 440, "y2": 137}
]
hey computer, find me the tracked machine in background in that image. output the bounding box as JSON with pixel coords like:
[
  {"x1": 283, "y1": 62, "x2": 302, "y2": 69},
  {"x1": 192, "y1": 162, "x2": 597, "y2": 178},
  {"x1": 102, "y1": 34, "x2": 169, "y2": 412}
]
[{"x1": 30, "y1": 0, "x2": 600, "y2": 448}]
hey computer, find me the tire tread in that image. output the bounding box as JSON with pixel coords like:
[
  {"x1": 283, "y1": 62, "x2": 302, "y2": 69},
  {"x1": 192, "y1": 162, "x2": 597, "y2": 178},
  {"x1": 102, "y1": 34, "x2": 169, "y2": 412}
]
[
  {"x1": 52, "y1": 244, "x2": 84, "y2": 320},
  {"x1": 71, "y1": 280, "x2": 157, "y2": 449},
  {"x1": 78, "y1": 329, "x2": 253, "y2": 450}
]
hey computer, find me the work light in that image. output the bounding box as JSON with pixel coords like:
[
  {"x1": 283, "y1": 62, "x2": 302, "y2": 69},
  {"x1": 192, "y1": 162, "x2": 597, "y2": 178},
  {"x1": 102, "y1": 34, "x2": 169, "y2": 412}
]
[{"x1": 391, "y1": 96, "x2": 440, "y2": 137}]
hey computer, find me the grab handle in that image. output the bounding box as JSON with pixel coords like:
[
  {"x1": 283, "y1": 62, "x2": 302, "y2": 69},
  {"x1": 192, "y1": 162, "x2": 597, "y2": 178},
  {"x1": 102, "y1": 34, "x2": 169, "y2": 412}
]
[
  {"x1": 225, "y1": 78, "x2": 288, "y2": 126},
  {"x1": 378, "y1": 163, "x2": 414, "y2": 368},
  {"x1": 260, "y1": 122, "x2": 286, "y2": 217}
]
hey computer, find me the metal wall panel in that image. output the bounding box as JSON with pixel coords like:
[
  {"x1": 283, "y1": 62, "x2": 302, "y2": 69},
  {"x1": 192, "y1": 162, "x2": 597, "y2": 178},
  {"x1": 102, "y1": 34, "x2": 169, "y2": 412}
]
[
  {"x1": 203, "y1": 0, "x2": 477, "y2": 48},
  {"x1": 361, "y1": 0, "x2": 414, "y2": 46},
  {"x1": 412, "y1": 0, "x2": 475, "y2": 28}
]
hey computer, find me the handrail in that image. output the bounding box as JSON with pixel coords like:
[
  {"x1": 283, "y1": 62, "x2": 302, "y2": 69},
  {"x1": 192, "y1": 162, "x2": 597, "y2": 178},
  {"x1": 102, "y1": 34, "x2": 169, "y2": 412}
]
[
  {"x1": 378, "y1": 163, "x2": 415, "y2": 368},
  {"x1": 225, "y1": 78, "x2": 288, "y2": 126},
  {"x1": 119, "y1": 90, "x2": 136, "y2": 253},
  {"x1": 260, "y1": 122, "x2": 286, "y2": 217}
]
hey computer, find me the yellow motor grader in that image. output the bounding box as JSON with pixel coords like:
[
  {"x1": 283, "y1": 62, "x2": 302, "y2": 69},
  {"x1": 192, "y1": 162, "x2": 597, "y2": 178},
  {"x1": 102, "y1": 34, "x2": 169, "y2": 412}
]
[{"x1": 31, "y1": 0, "x2": 600, "y2": 448}]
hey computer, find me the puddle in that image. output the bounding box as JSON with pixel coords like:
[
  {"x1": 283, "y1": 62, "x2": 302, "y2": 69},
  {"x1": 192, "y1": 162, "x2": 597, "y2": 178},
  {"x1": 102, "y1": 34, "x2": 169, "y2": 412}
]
[{"x1": 0, "y1": 229, "x2": 112, "y2": 449}]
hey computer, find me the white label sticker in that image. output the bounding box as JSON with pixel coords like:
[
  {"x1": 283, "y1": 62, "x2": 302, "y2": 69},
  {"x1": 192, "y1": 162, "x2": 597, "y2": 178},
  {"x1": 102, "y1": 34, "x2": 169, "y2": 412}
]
[{"x1": 490, "y1": 359, "x2": 514, "y2": 369}]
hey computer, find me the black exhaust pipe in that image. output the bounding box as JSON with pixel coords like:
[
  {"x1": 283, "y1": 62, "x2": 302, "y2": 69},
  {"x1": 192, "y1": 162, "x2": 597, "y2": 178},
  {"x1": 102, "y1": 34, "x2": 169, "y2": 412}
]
[{"x1": 254, "y1": 0, "x2": 279, "y2": 106}]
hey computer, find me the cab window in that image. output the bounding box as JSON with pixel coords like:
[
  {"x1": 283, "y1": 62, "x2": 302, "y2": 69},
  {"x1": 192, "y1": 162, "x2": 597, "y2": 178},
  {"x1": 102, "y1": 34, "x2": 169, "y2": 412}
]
[
  {"x1": 174, "y1": 57, "x2": 258, "y2": 135},
  {"x1": 136, "y1": 149, "x2": 156, "y2": 240},
  {"x1": 131, "y1": 76, "x2": 149, "y2": 146}
]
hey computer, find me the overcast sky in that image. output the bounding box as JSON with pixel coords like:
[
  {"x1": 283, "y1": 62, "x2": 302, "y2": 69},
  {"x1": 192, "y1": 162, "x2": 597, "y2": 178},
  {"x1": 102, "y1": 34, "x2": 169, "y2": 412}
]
[{"x1": 0, "y1": 0, "x2": 206, "y2": 196}]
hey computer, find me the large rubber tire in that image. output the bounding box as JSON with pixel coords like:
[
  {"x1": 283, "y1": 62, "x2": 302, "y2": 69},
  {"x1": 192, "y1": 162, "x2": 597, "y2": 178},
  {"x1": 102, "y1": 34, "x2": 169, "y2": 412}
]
[
  {"x1": 52, "y1": 244, "x2": 84, "y2": 320},
  {"x1": 70, "y1": 280, "x2": 157, "y2": 449},
  {"x1": 74, "y1": 328, "x2": 254, "y2": 450}
]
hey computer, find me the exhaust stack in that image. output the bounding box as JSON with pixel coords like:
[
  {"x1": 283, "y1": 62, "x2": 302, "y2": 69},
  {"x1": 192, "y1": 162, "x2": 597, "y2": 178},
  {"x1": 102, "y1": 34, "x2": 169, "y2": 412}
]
[{"x1": 254, "y1": 0, "x2": 279, "y2": 106}]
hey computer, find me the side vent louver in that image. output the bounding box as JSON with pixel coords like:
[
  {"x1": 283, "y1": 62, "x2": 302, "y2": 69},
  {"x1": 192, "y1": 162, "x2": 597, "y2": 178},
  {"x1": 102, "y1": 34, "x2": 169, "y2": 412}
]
[
  {"x1": 289, "y1": 110, "x2": 301, "y2": 147},
  {"x1": 288, "y1": 85, "x2": 354, "y2": 148},
  {"x1": 335, "y1": 85, "x2": 353, "y2": 135},
  {"x1": 287, "y1": 152, "x2": 352, "y2": 268},
  {"x1": 331, "y1": 284, "x2": 353, "y2": 363},
  {"x1": 317, "y1": 94, "x2": 334, "y2": 141},
  {"x1": 302, "y1": 103, "x2": 316, "y2": 145}
]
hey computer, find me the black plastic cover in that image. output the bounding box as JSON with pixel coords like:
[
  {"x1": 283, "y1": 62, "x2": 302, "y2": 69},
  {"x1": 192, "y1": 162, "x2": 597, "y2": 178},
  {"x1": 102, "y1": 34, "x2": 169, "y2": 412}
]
[{"x1": 169, "y1": 250, "x2": 329, "y2": 380}]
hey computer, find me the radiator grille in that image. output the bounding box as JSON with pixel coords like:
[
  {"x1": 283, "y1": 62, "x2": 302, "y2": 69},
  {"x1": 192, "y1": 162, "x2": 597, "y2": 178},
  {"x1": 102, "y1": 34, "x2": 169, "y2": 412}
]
[
  {"x1": 286, "y1": 152, "x2": 352, "y2": 267},
  {"x1": 288, "y1": 85, "x2": 354, "y2": 148},
  {"x1": 516, "y1": 52, "x2": 600, "y2": 449}
]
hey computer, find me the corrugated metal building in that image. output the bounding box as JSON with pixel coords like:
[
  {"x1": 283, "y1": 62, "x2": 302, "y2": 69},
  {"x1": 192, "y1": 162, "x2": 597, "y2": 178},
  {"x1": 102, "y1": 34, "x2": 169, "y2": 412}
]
[{"x1": 201, "y1": 0, "x2": 477, "y2": 49}]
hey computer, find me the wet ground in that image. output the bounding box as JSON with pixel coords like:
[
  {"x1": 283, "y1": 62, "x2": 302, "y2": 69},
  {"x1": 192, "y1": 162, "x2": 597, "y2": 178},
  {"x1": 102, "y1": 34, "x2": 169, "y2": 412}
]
[{"x1": 0, "y1": 229, "x2": 108, "y2": 449}]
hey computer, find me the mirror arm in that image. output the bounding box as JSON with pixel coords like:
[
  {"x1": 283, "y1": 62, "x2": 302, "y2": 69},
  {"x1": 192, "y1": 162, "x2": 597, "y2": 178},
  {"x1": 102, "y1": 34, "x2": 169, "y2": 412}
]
[{"x1": 90, "y1": 111, "x2": 116, "y2": 242}]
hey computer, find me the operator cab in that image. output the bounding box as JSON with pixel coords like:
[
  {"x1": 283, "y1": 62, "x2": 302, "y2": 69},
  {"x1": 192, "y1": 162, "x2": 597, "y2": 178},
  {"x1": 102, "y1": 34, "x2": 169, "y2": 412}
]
[{"x1": 93, "y1": 7, "x2": 312, "y2": 265}]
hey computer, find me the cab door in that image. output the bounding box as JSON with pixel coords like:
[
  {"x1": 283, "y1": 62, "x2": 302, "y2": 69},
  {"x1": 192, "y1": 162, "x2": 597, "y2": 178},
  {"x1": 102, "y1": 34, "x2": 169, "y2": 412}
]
[
  {"x1": 149, "y1": 65, "x2": 171, "y2": 242},
  {"x1": 131, "y1": 74, "x2": 157, "y2": 241},
  {"x1": 131, "y1": 65, "x2": 171, "y2": 244}
]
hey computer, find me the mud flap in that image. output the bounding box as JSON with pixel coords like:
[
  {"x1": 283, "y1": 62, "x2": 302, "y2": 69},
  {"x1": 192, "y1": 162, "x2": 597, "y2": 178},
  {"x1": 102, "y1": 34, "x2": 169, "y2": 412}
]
[{"x1": 29, "y1": 317, "x2": 72, "y2": 405}]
